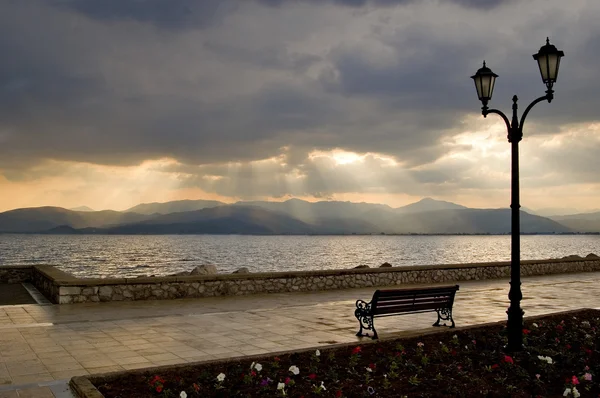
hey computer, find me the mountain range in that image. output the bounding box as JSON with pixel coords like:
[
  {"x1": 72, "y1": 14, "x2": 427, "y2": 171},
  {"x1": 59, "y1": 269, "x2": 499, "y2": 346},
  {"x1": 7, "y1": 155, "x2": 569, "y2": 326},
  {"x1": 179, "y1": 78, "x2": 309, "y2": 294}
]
[{"x1": 0, "y1": 197, "x2": 597, "y2": 235}]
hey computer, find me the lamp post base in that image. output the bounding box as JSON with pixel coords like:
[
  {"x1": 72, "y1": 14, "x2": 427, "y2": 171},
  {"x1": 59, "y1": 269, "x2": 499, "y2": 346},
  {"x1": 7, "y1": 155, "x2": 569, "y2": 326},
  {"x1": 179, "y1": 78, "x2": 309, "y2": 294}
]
[{"x1": 506, "y1": 304, "x2": 524, "y2": 352}]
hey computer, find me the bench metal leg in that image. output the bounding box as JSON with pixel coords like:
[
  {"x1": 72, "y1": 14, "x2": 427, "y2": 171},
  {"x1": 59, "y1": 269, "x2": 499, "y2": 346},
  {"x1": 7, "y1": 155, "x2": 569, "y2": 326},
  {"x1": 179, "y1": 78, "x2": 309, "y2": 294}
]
[
  {"x1": 434, "y1": 307, "x2": 455, "y2": 328},
  {"x1": 355, "y1": 300, "x2": 378, "y2": 339}
]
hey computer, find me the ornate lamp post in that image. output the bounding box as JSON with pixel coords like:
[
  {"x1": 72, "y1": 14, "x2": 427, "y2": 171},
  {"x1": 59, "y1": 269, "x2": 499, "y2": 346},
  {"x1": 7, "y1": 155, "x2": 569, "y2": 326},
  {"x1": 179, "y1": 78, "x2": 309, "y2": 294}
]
[{"x1": 471, "y1": 38, "x2": 564, "y2": 352}]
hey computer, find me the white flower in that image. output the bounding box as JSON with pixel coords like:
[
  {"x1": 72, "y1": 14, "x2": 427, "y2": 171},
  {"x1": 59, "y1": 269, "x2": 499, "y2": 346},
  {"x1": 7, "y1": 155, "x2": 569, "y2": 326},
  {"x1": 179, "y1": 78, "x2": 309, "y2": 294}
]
[
  {"x1": 315, "y1": 349, "x2": 320, "y2": 357},
  {"x1": 573, "y1": 387, "x2": 580, "y2": 398},
  {"x1": 532, "y1": 323, "x2": 539, "y2": 328},
  {"x1": 250, "y1": 362, "x2": 255, "y2": 369},
  {"x1": 254, "y1": 363, "x2": 263, "y2": 372},
  {"x1": 289, "y1": 365, "x2": 300, "y2": 375},
  {"x1": 277, "y1": 382, "x2": 286, "y2": 390},
  {"x1": 452, "y1": 334, "x2": 458, "y2": 340},
  {"x1": 417, "y1": 342, "x2": 424, "y2": 348},
  {"x1": 564, "y1": 387, "x2": 571, "y2": 396},
  {"x1": 320, "y1": 381, "x2": 326, "y2": 391},
  {"x1": 216, "y1": 373, "x2": 226, "y2": 382},
  {"x1": 180, "y1": 392, "x2": 187, "y2": 398},
  {"x1": 538, "y1": 355, "x2": 553, "y2": 364},
  {"x1": 366, "y1": 366, "x2": 372, "y2": 372}
]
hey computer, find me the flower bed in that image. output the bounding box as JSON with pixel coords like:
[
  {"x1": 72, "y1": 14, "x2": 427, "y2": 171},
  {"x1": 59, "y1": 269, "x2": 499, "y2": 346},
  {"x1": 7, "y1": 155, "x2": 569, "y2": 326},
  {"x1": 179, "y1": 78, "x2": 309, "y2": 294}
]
[{"x1": 90, "y1": 309, "x2": 600, "y2": 397}]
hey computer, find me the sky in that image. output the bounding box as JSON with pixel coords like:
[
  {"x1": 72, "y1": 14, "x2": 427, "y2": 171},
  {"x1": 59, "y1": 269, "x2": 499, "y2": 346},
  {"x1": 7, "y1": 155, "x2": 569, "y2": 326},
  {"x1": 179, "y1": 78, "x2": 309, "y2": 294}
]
[{"x1": 1, "y1": 0, "x2": 599, "y2": 214}]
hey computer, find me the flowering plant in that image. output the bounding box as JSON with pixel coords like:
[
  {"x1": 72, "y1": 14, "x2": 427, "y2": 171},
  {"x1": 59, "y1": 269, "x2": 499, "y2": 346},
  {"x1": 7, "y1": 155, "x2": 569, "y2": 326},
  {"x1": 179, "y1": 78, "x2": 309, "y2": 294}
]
[{"x1": 97, "y1": 309, "x2": 600, "y2": 398}]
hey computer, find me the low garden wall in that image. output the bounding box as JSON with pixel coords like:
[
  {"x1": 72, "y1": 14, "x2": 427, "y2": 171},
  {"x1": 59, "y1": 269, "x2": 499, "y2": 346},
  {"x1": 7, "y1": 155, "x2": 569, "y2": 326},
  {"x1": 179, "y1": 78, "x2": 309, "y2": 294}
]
[{"x1": 29, "y1": 256, "x2": 600, "y2": 304}]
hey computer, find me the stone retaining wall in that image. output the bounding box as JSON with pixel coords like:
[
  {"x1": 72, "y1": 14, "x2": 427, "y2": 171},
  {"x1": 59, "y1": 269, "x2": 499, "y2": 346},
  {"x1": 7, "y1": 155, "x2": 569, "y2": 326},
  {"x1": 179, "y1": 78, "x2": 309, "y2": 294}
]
[
  {"x1": 0, "y1": 266, "x2": 31, "y2": 284},
  {"x1": 31, "y1": 257, "x2": 600, "y2": 304}
]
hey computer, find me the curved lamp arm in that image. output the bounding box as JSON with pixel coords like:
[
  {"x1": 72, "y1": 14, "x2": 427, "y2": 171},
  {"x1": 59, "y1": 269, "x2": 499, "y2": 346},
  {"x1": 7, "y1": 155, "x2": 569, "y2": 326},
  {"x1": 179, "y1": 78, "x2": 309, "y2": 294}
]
[
  {"x1": 483, "y1": 108, "x2": 511, "y2": 133},
  {"x1": 519, "y1": 92, "x2": 553, "y2": 131}
]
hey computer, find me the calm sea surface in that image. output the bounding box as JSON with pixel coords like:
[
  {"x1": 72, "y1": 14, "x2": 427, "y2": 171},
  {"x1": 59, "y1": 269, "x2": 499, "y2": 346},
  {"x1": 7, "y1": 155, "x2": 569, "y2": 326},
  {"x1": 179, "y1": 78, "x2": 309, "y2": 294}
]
[{"x1": 0, "y1": 234, "x2": 599, "y2": 279}]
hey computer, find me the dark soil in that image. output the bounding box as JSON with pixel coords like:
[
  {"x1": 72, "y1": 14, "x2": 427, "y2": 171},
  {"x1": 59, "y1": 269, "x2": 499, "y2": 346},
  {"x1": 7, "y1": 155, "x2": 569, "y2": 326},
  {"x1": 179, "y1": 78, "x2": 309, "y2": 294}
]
[{"x1": 95, "y1": 309, "x2": 600, "y2": 397}]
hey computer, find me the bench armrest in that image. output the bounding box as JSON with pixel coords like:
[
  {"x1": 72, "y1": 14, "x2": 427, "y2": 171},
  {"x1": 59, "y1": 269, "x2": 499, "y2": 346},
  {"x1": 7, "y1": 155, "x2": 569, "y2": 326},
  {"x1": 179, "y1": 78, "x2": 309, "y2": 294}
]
[{"x1": 355, "y1": 299, "x2": 372, "y2": 315}]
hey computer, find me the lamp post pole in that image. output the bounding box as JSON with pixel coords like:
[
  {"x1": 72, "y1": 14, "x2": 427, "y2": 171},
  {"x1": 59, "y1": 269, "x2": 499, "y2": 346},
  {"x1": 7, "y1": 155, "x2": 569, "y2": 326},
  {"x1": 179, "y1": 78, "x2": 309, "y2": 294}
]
[{"x1": 471, "y1": 38, "x2": 564, "y2": 352}]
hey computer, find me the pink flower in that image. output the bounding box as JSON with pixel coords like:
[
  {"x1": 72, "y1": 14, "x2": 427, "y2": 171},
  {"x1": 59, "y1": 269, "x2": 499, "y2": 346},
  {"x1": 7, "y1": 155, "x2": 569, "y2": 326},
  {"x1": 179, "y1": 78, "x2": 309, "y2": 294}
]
[
  {"x1": 584, "y1": 373, "x2": 592, "y2": 381},
  {"x1": 285, "y1": 377, "x2": 291, "y2": 384},
  {"x1": 536, "y1": 374, "x2": 541, "y2": 380},
  {"x1": 503, "y1": 355, "x2": 514, "y2": 364},
  {"x1": 572, "y1": 375, "x2": 580, "y2": 385}
]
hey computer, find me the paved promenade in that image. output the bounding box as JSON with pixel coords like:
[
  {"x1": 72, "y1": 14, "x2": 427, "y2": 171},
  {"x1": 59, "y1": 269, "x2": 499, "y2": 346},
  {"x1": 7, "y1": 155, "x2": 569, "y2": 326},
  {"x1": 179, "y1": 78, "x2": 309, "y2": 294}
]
[{"x1": 0, "y1": 271, "x2": 599, "y2": 397}]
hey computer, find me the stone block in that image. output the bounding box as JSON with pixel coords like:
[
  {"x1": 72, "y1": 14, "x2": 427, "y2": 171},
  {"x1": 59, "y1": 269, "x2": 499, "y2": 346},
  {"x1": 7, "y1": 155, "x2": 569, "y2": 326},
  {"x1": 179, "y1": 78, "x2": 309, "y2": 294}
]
[
  {"x1": 60, "y1": 286, "x2": 82, "y2": 295},
  {"x1": 99, "y1": 286, "x2": 113, "y2": 297}
]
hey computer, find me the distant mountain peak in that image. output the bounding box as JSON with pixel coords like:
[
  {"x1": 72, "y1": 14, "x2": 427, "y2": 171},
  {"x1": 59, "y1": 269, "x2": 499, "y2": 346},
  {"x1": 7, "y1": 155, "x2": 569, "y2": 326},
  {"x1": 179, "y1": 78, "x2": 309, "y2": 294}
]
[
  {"x1": 70, "y1": 206, "x2": 95, "y2": 212},
  {"x1": 396, "y1": 198, "x2": 467, "y2": 213}
]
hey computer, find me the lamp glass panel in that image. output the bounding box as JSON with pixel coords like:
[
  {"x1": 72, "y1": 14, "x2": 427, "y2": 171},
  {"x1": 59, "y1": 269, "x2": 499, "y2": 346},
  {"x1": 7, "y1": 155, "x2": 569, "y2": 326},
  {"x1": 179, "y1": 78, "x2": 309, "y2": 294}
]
[
  {"x1": 546, "y1": 53, "x2": 559, "y2": 81},
  {"x1": 488, "y1": 75, "x2": 496, "y2": 99},
  {"x1": 537, "y1": 54, "x2": 549, "y2": 81},
  {"x1": 474, "y1": 76, "x2": 484, "y2": 99}
]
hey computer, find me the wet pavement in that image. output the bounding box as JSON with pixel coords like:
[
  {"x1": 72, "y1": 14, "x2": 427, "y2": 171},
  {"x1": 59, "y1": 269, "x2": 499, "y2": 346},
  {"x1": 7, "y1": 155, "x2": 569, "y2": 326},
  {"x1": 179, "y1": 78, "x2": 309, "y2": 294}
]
[{"x1": 0, "y1": 271, "x2": 599, "y2": 397}]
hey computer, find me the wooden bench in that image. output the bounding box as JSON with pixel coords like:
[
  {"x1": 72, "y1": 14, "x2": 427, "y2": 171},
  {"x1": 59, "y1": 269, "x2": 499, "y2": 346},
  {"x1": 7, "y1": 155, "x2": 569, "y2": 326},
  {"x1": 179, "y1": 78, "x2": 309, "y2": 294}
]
[{"x1": 354, "y1": 284, "x2": 459, "y2": 339}]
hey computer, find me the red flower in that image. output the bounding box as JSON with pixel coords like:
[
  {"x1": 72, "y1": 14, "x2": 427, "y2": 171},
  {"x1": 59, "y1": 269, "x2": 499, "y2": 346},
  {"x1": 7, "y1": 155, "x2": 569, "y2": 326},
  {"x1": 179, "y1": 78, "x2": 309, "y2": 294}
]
[
  {"x1": 150, "y1": 375, "x2": 164, "y2": 384},
  {"x1": 572, "y1": 375, "x2": 580, "y2": 385},
  {"x1": 491, "y1": 364, "x2": 499, "y2": 369},
  {"x1": 522, "y1": 329, "x2": 531, "y2": 335},
  {"x1": 156, "y1": 385, "x2": 163, "y2": 393},
  {"x1": 451, "y1": 349, "x2": 457, "y2": 356},
  {"x1": 285, "y1": 377, "x2": 291, "y2": 385},
  {"x1": 251, "y1": 371, "x2": 257, "y2": 377},
  {"x1": 395, "y1": 351, "x2": 402, "y2": 357},
  {"x1": 308, "y1": 373, "x2": 317, "y2": 380},
  {"x1": 352, "y1": 346, "x2": 362, "y2": 355},
  {"x1": 556, "y1": 324, "x2": 564, "y2": 332},
  {"x1": 585, "y1": 348, "x2": 593, "y2": 355},
  {"x1": 193, "y1": 383, "x2": 200, "y2": 392},
  {"x1": 274, "y1": 357, "x2": 281, "y2": 362},
  {"x1": 368, "y1": 363, "x2": 376, "y2": 370},
  {"x1": 566, "y1": 344, "x2": 572, "y2": 349},
  {"x1": 503, "y1": 355, "x2": 514, "y2": 364},
  {"x1": 335, "y1": 391, "x2": 343, "y2": 398}
]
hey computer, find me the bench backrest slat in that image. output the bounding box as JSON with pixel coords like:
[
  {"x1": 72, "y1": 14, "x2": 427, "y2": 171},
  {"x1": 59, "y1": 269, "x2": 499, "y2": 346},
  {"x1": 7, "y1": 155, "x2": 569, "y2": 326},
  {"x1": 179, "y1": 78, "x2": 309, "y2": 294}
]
[{"x1": 374, "y1": 303, "x2": 450, "y2": 315}]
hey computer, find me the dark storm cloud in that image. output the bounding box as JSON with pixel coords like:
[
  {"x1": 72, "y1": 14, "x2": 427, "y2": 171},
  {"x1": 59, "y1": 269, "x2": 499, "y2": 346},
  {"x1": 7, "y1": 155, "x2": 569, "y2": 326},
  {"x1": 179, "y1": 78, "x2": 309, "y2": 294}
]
[
  {"x1": 1, "y1": 0, "x2": 600, "y2": 201},
  {"x1": 48, "y1": 0, "x2": 237, "y2": 29},
  {"x1": 256, "y1": 0, "x2": 509, "y2": 10}
]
